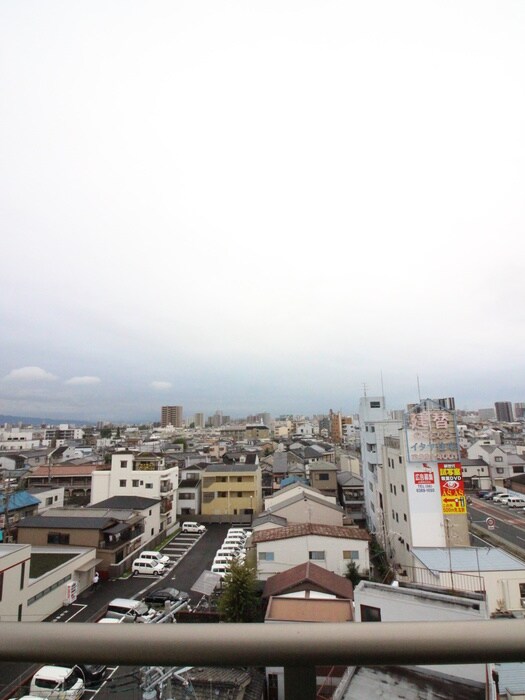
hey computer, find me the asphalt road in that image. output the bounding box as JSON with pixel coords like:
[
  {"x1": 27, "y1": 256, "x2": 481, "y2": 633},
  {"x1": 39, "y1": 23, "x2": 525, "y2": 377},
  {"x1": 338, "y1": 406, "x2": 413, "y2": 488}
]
[
  {"x1": 0, "y1": 523, "x2": 230, "y2": 700},
  {"x1": 468, "y1": 495, "x2": 525, "y2": 553}
]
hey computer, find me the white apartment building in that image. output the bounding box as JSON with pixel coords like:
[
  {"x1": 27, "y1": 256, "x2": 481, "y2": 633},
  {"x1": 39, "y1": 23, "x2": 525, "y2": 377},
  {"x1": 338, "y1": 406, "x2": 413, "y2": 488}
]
[
  {"x1": 358, "y1": 396, "x2": 402, "y2": 534},
  {"x1": 0, "y1": 427, "x2": 41, "y2": 451},
  {"x1": 90, "y1": 451, "x2": 179, "y2": 536}
]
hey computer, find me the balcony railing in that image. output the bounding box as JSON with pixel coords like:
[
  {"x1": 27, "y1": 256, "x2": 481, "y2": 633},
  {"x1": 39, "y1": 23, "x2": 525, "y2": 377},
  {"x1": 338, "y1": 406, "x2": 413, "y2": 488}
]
[{"x1": 0, "y1": 620, "x2": 524, "y2": 700}]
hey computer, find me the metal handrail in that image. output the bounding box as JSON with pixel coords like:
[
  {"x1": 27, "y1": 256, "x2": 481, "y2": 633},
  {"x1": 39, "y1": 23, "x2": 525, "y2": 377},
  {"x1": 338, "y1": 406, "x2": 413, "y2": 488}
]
[{"x1": 1, "y1": 620, "x2": 524, "y2": 666}]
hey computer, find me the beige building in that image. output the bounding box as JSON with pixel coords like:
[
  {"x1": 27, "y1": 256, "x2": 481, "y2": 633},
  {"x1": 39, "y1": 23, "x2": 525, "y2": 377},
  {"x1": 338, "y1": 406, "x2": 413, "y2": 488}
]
[
  {"x1": 161, "y1": 405, "x2": 183, "y2": 428},
  {"x1": 0, "y1": 543, "x2": 97, "y2": 622},
  {"x1": 201, "y1": 464, "x2": 262, "y2": 517}
]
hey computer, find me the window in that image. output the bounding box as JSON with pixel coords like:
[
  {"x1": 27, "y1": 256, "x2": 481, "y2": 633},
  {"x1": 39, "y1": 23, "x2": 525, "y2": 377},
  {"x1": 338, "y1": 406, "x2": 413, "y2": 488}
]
[
  {"x1": 120, "y1": 460, "x2": 127, "y2": 468},
  {"x1": 370, "y1": 426, "x2": 375, "y2": 432},
  {"x1": 360, "y1": 604, "x2": 381, "y2": 622},
  {"x1": 496, "y1": 468, "x2": 504, "y2": 474},
  {"x1": 0, "y1": 572, "x2": 3, "y2": 601},
  {"x1": 145, "y1": 483, "x2": 153, "y2": 489},
  {"x1": 519, "y1": 583, "x2": 525, "y2": 599},
  {"x1": 404, "y1": 513, "x2": 407, "y2": 521},
  {"x1": 343, "y1": 550, "x2": 359, "y2": 560},
  {"x1": 401, "y1": 484, "x2": 405, "y2": 492},
  {"x1": 309, "y1": 551, "x2": 325, "y2": 560},
  {"x1": 318, "y1": 473, "x2": 329, "y2": 481},
  {"x1": 132, "y1": 480, "x2": 139, "y2": 487},
  {"x1": 48, "y1": 532, "x2": 69, "y2": 545},
  {"x1": 45, "y1": 497, "x2": 53, "y2": 506},
  {"x1": 119, "y1": 480, "x2": 127, "y2": 487},
  {"x1": 258, "y1": 552, "x2": 274, "y2": 561},
  {"x1": 379, "y1": 493, "x2": 383, "y2": 509},
  {"x1": 218, "y1": 491, "x2": 227, "y2": 498},
  {"x1": 398, "y1": 456, "x2": 402, "y2": 464},
  {"x1": 513, "y1": 466, "x2": 524, "y2": 474},
  {"x1": 237, "y1": 492, "x2": 243, "y2": 497},
  {"x1": 495, "y1": 456, "x2": 503, "y2": 462},
  {"x1": 370, "y1": 401, "x2": 381, "y2": 408}
]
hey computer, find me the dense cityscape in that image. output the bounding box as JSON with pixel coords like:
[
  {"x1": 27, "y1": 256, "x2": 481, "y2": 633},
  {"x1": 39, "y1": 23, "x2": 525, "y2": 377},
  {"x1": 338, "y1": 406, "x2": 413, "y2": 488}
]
[{"x1": 1, "y1": 397, "x2": 525, "y2": 697}]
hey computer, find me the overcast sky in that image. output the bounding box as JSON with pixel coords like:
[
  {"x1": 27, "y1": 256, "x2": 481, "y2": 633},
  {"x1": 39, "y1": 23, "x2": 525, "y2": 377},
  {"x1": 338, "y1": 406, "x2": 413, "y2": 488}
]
[{"x1": 1, "y1": 1, "x2": 525, "y2": 422}]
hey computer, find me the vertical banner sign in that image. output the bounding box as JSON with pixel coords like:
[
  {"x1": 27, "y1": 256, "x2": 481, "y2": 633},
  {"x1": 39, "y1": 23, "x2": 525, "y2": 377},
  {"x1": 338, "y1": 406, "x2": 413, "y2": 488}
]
[{"x1": 438, "y1": 462, "x2": 466, "y2": 514}]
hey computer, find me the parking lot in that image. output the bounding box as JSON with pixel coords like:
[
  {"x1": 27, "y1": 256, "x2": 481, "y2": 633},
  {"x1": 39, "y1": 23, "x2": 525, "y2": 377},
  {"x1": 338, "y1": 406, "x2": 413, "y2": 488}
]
[{"x1": 0, "y1": 523, "x2": 230, "y2": 700}]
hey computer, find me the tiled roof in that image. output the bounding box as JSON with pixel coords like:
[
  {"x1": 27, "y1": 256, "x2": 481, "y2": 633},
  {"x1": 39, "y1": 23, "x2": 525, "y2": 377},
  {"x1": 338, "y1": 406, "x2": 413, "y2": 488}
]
[
  {"x1": 29, "y1": 464, "x2": 104, "y2": 477},
  {"x1": 252, "y1": 522, "x2": 370, "y2": 543},
  {"x1": 263, "y1": 561, "x2": 354, "y2": 600},
  {"x1": 205, "y1": 464, "x2": 258, "y2": 473},
  {"x1": 18, "y1": 515, "x2": 114, "y2": 529},
  {"x1": 88, "y1": 496, "x2": 160, "y2": 510}
]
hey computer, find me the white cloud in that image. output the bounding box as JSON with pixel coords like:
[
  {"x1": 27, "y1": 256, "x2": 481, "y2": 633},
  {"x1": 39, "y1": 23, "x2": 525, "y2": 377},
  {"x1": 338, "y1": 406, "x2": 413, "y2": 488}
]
[
  {"x1": 2, "y1": 366, "x2": 57, "y2": 382},
  {"x1": 65, "y1": 376, "x2": 101, "y2": 386},
  {"x1": 150, "y1": 381, "x2": 172, "y2": 391}
]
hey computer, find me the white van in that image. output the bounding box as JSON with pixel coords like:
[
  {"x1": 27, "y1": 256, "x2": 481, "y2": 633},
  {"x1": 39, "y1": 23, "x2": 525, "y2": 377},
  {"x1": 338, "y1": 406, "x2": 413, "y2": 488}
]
[
  {"x1": 181, "y1": 522, "x2": 206, "y2": 534},
  {"x1": 30, "y1": 666, "x2": 84, "y2": 700},
  {"x1": 139, "y1": 550, "x2": 170, "y2": 566},
  {"x1": 216, "y1": 547, "x2": 245, "y2": 561},
  {"x1": 220, "y1": 543, "x2": 245, "y2": 558},
  {"x1": 211, "y1": 563, "x2": 230, "y2": 577},
  {"x1": 132, "y1": 557, "x2": 165, "y2": 576},
  {"x1": 506, "y1": 496, "x2": 525, "y2": 508},
  {"x1": 223, "y1": 535, "x2": 246, "y2": 547},
  {"x1": 105, "y1": 598, "x2": 154, "y2": 622}
]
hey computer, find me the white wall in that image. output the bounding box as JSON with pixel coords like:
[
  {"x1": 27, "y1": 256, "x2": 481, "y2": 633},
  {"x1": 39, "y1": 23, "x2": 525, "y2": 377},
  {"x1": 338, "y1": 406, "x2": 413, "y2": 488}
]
[{"x1": 256, "y1": 534, "x2": 369, "y2": 580}]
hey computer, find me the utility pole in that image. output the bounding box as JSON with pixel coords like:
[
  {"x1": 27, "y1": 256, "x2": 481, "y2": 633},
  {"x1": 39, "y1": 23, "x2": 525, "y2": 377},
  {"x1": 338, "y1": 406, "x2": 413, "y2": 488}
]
[{"x1": 1, "y1": 469, "x2": 13, "y2": 543}]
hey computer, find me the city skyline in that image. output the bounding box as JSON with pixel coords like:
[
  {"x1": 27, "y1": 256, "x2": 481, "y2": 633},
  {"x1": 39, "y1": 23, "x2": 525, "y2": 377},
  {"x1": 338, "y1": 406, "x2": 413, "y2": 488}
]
[{"x1": 1, "y1": 2, "x2": 525, "y2": 421}]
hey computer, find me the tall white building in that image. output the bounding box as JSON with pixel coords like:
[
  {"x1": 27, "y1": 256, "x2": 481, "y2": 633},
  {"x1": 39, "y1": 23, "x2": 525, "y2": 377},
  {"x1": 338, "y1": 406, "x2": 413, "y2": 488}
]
[
  {"x1": 90, "y1": 451, "x2": 179, "y2": 537},
  {"x1": 358, "y1": 396, "x2": 402, "y2": 534}
]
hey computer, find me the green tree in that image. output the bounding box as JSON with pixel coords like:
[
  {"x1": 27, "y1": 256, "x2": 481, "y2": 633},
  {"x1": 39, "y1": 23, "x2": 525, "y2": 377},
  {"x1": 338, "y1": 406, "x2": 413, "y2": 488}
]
[
  {"x1": 345, "y1": 560, "x2": 362, "y2": 587},
  {"x1": 100, "y1": 427, "x2": 112, "y2": 439},
  {"x1": 218, "y1": 559, "x2": 258, "y2": 622}
]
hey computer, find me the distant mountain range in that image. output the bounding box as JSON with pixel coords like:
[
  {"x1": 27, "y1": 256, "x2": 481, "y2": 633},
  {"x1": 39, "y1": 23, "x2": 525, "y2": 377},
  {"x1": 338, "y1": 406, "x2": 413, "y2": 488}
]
[{"x1": 0, "y1": 414, "x2": 91, "y2": 427}]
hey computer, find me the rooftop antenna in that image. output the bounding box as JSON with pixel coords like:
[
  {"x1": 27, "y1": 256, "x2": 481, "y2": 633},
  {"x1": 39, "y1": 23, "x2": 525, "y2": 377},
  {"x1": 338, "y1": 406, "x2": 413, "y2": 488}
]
[
  {"x1": 362, "y1": 382, "x2": 367, "y2": 398},
  {"x1": 380, "y1": 370, "x2": 385, "y2": 403},
  {"x1": 416, "y1": 375, "x2": 422, "y2": 403}
]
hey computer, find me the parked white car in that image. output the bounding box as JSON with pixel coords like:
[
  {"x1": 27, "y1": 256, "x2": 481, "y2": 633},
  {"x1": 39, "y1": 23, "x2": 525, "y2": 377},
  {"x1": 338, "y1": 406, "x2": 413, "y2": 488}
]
[
  {"x1": 30, "y1": 666, "x2": 84, "y2": 700},
  {"x1": 493, "y1": 493, "x2": 510, "y2": 504},
  {"x1": 181, "y1": 522, "x2": 206, "y2": 534},
  {"x1": 131, "y1": 558, "x2": 165, "y2": 576}
]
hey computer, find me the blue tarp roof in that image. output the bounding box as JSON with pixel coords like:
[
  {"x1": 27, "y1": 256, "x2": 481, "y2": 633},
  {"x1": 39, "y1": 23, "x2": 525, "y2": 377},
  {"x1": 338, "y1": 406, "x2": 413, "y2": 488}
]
[{"x1": 0, "y1": 491, "x2": 41, "y2": 513}]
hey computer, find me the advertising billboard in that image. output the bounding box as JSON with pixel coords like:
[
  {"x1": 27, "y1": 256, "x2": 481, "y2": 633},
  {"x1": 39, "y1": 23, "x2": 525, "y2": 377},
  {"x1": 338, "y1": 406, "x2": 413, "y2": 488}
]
[
  {"x1": 404, "y1": 403, "x2": 459, "y2": 463},
  {"x1": 438, "y1": 462, "x2": 466, "y2": 514}
]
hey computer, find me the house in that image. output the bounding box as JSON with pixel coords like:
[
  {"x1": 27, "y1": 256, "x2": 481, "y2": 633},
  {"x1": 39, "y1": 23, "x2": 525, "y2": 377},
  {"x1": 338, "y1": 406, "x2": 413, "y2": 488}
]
[
  {"x1": 0, "y1": 542, "x2": 98, "y2": 622},
  {"x1": 262, "y1": 561, "x2": 354, "y2": 603},
  {"x1": 409, "y1": 547, "x2": 525, "y2": 615},
  {"x1": 255, "y1": 484, "x2": 344, "y2": 530},
  {"x1": 307, "y1": 460, "x2": 339, "y2": 498},
  {"x1": 252, "y1": 523, "x2": 370, "y2": 580},
  {"x1": 27, "y1": 486, "x2": 64, "y2": 513},
  {"x1": 337, "y1": 472, "x2": 365, "y2": 524},
  {"x1": 461, "y1": 458, "x2": 491, "y2": 491},
  {"x1": 91, "y1": 451, "x2": 178, "y2": 536},
  {"x1": 201, "y1": 464, "x2": 262, "y2": 520},
  {"x1": 353, "y1": 579, "x2": 488, "y2": 691},
  {"x1": 16, "y1": 500, "x2": 155, "y2": 577},
  {"x1": 264, "y1": 562, "x2": 354, "y2": 700},
  {"x1": 0, "y1": 491, "x2": 41, "y2": 542},
  {"x1": 23, "y1": 463, "x2": 106, "y2": 503}
]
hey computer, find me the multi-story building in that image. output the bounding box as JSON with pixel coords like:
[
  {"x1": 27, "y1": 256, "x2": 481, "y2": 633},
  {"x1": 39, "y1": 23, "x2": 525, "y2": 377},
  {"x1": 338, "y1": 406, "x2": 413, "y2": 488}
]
[
  {"x1": 90, "y1": 451, "x2": 178, "y2": 537},
  {"x1": 376, "y1": 400, "x2": 470, "y2": 578},
  {"x1": 514, "y1": 403, "x2": 525, "y2": 420},
  {"x1": 193, "y1": 412, "x2": 205, "y2": 428},
  {"x1": 495, "y1": 401, "x2": 513, "y2": 422},
  {"x1": 43, "y1": 425, "x2": 84, "y2": 445},
  {"x1": 161, "y1": 405, "x2": 183, "y2": 428},
  {"x1": 201, "y1": 464, "x2": 262, "y2": 519},
  {"x1": 358, "y1": 396, "x2": 402, "y2": 534}
]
